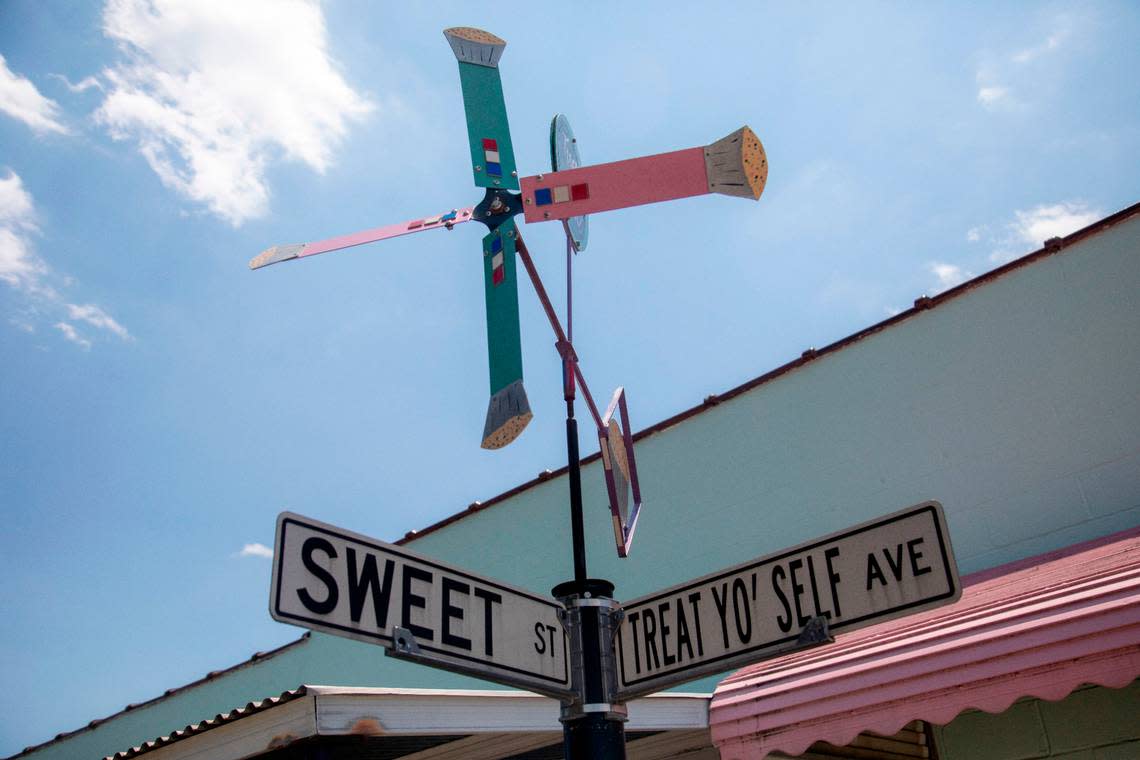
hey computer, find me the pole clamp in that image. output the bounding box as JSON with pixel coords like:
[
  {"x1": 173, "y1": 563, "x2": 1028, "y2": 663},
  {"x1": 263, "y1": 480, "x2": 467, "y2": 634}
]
[
  {"x1": 566, "y1": 596, "x2": 622, "y2": 610},
  {"x1": 391, "y1": 627, "x2": 422, "y2": 654},
  {"x1": 796, "y1": 615, "x2": 835, "y2": 647}
]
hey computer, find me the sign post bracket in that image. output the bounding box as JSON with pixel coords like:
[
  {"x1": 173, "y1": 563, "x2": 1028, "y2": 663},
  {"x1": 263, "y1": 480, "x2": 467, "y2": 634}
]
[
  {"x1": 796, "y1": 615, "x2": 835, "y2": 648},
  {"x1": 553, "y1": 579, "x2": 628, "y2": 757},
  {"x1": 391, "y1": 627, "x2": 422, "y2": 655}
]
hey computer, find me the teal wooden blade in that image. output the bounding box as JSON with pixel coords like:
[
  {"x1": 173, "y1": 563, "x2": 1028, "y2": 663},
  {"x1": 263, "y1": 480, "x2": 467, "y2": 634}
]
[
  {"x1": 480, "y1": 217, "x2": 530, "y2": 448},
  {"x1": 444, "y1": 28, "x2": 518, "y2": 191}
]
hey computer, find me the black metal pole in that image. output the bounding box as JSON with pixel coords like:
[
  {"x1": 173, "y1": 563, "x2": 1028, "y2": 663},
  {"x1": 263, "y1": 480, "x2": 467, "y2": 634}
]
[
  {"x1": 566, "y1": 408, "x2": 588, "y2": 583},
  {"x1": 556, "y1": 368, "x2": 626, "y2": 759},
  {"x1": 517, "y1": 229, "x2": 624, "y2": 758}
]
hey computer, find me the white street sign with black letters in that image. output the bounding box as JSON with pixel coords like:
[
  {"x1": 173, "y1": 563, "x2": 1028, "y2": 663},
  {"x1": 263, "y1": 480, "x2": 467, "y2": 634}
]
[
  {"x1": 270, "y1": 512, "x2": 572, "y2": 698},
  {"x1": 616, "y1": 501, "x2": 960, "y2": 699}
]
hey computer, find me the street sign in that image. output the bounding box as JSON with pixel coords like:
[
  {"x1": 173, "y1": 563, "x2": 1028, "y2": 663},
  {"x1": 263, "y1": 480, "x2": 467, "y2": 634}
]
[
  {"x1": 616, "y1": 501, "x2": 960, "y2": 699},
  {"x1": 270, "y1": 512, "x2": 572, "y2": 698}
]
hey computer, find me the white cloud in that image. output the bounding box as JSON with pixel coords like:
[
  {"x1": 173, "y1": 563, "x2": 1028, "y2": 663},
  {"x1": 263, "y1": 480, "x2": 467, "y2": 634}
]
[
  {"x1": 976, "y1": 86, "x2": 1008, "y2": 108},
  {"x1": 929, "y1": 262, "x2": 975, "y2": 294},
  {"x1": 238, "y1": 542, "x2": 273, "y2": 559},
  {"x1": 972, "y1": 201, "x2": 1103, "y2": 265},
  {"x1": 1, "y1": 170, "x2": 131, "y2": 348},
  {"x1": 1010, "y1": 202, "x2": 1100, "y2": 247},
  {"x1": 0, "y1": 227, "x2": 47, "y2": 291},
  {"x1": 0, "y1": 54, "x2": 71, "y2": 135},
  {"x1": 1012, "y1": 31, "x2": 1067, "y2": 64},
  {"x1": 50, "y1": 73, "x2": 104, "y2": 94},
  {"x1": 94, "y1": 0, "x2": 374, "y2": 226},
  {"x1": 974, "y1": 15, "x2": 1074, "y2": 112},
  {"x1": 0, "y1": 172, "x2": 47, "y2": 292},
  {"x1": 67, "y1": 303, "x2": 132, "y2": 341},
  {"x1": 0, "y1": 171, "x2": 37, "y2": 224},
  {"x1": 54, "y1": 321, "x2": 92, "y2": 350}
]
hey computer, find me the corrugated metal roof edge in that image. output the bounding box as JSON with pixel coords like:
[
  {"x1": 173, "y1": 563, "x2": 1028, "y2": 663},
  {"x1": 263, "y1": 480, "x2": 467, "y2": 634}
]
[
  {"x1": 707, "y1": 525, "x2": 1140, "y2": 758},
  {"x1": 102, "y1": 687, "x2": 309, "y2": 760},
  {"x1": 11, "y1": 199, "x2": 1138, "y2": 759},
  {"x1": 396, "y1": 199, "x2": 1140, "y2": 548},
  {"x1": 6, "y1": 634, "x2": 312, "y2": 759}
]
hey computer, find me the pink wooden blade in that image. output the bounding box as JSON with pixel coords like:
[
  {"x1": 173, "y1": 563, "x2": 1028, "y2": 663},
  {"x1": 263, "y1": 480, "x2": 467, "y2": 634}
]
[
  {"x1": 519, "y1": 125, "x2": 766, "y2": 224},
  {"x1": 519, "y1": 148, "x2": 707, "y2": 224},
  {"x1": 249, "y1": 206, "x2": 476, "y2": 269}
]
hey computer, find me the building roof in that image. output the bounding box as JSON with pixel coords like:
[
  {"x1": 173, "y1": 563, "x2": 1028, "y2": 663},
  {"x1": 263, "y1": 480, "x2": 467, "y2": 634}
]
[
  {"x1": 395, "y1": 200, "x2": 1140, "y2": 547},
  {"x1": 708, "y1": 525, "x2": 1140, "y2": 759},
  {"x1": 7, "y1": 634, "x2": 311, "y2": 759}
]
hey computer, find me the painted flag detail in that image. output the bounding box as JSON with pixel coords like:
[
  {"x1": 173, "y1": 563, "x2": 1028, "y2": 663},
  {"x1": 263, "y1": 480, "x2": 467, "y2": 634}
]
[
  {"x1": 481, "y1": 138, "x2": 503, "y2": 176},
  {"x1": 532, "y1": 183, "x2": 590, "y2": 207},
  {"x1": 492, "y1": 252, "x2": 505, "y2": 284},
  {"x1": 488, "y1": 233, "x2": 505, "y2": 286},
  {"x1": 408, "y1": 210, "x2": 458, "y2": 230}
]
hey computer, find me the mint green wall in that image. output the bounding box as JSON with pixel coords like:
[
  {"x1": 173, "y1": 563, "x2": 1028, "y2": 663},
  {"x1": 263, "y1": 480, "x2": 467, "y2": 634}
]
[
  {"x1": 934, "y1": 681, "x2": 1140, "y2": 760},
  {"x1": 24, "y1": 218, "x2": 1140, "y2": 759}
]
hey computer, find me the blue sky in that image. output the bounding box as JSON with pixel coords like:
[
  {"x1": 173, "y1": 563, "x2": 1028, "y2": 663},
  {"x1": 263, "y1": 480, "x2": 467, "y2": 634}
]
[{"x1": 1, "y1": 1, "x2": 1138, "y2": 754}]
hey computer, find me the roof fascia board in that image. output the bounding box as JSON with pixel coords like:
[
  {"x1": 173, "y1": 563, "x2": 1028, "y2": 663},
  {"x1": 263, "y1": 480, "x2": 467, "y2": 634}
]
[
  {"x1": 311, "y1": 689, "x2": 710, "y2": 734},
  {"x1": 313, "y1": 690, "x2": 559, "y2": 734}
]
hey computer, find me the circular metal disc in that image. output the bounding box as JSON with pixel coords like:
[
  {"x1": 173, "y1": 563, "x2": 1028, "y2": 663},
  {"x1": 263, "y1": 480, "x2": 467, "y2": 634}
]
[{"x1": 549, "y1": 114, "x2": 589, "y2": 252}]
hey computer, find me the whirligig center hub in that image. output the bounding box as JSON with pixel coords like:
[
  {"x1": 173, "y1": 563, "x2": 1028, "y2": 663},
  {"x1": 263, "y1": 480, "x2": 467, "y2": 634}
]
[{"x1": 474, "y1": 187, "x2": 524, "y2": 231}]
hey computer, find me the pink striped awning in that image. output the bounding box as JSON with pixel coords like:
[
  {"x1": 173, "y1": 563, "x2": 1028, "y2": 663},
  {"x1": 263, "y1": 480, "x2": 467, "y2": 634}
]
[{"x1": 710, "y1": 527, "x2": 1140, "y2": 759}]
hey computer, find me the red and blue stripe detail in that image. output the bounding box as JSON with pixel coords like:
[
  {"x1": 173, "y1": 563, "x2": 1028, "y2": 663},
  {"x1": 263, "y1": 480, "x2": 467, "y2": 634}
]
[
  {"x1": 482, "y1": 138, "x2": 502, "y2": 178},
  {"x1": 533, "y1": 182, "x2": 590, "y2": 206},
  {"x1": 489, "y1": 232, "x2": 505, "y2": 285}
]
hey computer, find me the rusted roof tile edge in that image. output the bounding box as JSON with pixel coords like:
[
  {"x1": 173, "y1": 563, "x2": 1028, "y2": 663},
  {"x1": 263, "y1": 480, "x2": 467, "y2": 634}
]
[
  {"x1": 398, "y1": 201, "x2": 1140, "y2": 548},
  {"x1": 7, "y1": 634, "x2": 311, "y2": 759}
]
